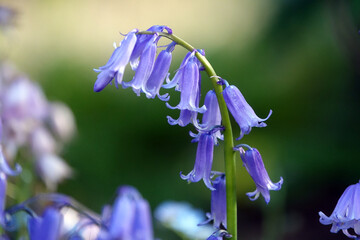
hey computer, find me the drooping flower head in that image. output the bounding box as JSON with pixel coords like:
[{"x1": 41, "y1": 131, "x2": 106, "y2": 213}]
[
  {"x1": 98, "y1": 185, "x2": 153, "y2": 240},
  {"x1": 221, "y1": 79, "x2": 272, "y2": 140},
  {"x1": 93, "y1": 29, "x2": 138, "y2": 92},
  {"x1": 235, "y1": 145, "x2": 283, "y2": 204},
  {"x1": 180, "y1": 132, "x2": 216, "y2": 190},
  {"x1": 319, "y1": 181, "x2": 360, "y2": 239}
]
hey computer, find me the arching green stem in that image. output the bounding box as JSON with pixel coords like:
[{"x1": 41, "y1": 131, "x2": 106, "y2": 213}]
[{"x1": 139, "y1": 31, "x2": 237, "y2": 239}]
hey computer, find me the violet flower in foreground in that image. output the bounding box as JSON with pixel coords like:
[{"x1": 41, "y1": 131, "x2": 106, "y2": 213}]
[
  {"x1": 98, "y1": 185, "x2": 153, "y2": 240},
  {"x1": 28, "y1": 207, "x2": 63, "y2": 240},
  {"x1": 236, "y1": 146, "x2": 283, "y2": 204},
  {"x1": 180, "y1": 133, "x2": 216, "y2": 190},
  {"x1": 221, "y1": 80, "x2": 272, "y2": 140},
  {"x1": 319, "y1": 181, "x2": 360, "y2": 239}
]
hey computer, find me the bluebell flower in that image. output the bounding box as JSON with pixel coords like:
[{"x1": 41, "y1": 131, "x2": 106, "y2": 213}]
[
  {"x1": 181, "y1": 133, "x2": 215, "y2": 190},
  {"x1": 93, "y1": 29, "x2": 138, "y2": 92},
  {"x1": 28, "y1": 207, "x2": 63, "y2": 240},
  {"x1": 130, "y1": 25, "x2": 171, "y2": 70},
  {"x1": 98, "y1": 186, "x2": 153, "y2": 240},
  {"x1": 192, "y1": 90, "x2": 223, "y2": 144},
  {"x1": 143, "y1": 42, "x2": 176, "y2": 101},
  {"x1": 235, "y1": 146, "x2": 283, "y2": 204},
  {"x1": 167, "y1": 109, "x2": 196, "y2": 127},
  {"x1": 201, "y1": 174, "x2": 227, "y2": 229},
  {"x1": 162, "y1": 52, "x2": 192, "y2": 90},
  {"x1": 319, "y1": 182, "x2": 360, "y2": 239},
  {"x1": 122, "y1": 34, "x2": 158, "y2": 96},
  {"x1": 221, "y1": 80, "x2": 272, "y2": 140},
  {"x1": 166, "y1": 51, "x2": 206, "y2": 113}
]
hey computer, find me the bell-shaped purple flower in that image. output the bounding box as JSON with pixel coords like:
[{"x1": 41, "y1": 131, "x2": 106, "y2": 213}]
[
  {"x1": 143, "y1": 42, "x2": 175, "y2": 101},
  {"x1": 222, "y1": 81, "x2": 272, "y2": 140},
  {"x1": 122, "y1": 34, "x2": 158, "y2": 96},
  {"x1": 192, "y1": 90, "x2": 223, "y2": 144},
  {"x1": 130, "y1": 25, "x2": 172, "y2": 70},
  {"x1": 167, "y1": 109, "x2": 197, "y2": 127},
  {"x1": 28, "y1": 207, "x2": 63, "y2": 240},
  {"x1": 166, "y1": 52, "x2": 206, "y2": 113},
  {"x1": 205, "y1": 174, "x2": 227, "y2": 229},
  {"x1": 319, "y1": 182, "x2": 360, "y2": 239},
  {"x1": 180, "y1": 133, "x2": 215, "y2": 190},
  {"x1": 236, "y1": 146, "x2": 283, "y2": 204},
  {"x1": 98, "y1": 186, "x2": 153, "y2": 240},
  {"x1": 93, "y1": 29, "x2": 138, "y2": 92}
]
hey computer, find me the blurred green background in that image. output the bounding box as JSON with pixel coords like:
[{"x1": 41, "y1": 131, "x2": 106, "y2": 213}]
[{"x1": 1, "y1": 0, "x2": 360, "y2": 239}]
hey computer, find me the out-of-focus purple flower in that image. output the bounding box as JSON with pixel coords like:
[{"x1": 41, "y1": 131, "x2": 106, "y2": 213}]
[
  {"x1": 47, "y1": 102, "x2": 76, "y2": 142},
  {"x1": 222, "y1": 80, "x2": 272, "y2": 140},
  {"x1": 0, "y1": 147, "x2": 21, "y2": 176},
  {"x1": 200, "y1": 174, "x2": 226, "y2": 231},
  {"x1": 319, "y1": 182, "x2": 360, "y2": 239},
  {"x1": 0, "y1": 172, "x2": 6, "y2": 226},
  {"x1": 122, "y1": 34, "x2": 158, "y2": 96},
  {"x1": 28, "y1": 207, "x2": 63, "y2": 240},
  {"x1": 30, "y1": 127, "x2": 57, "y2": 156},
  {"x1": 93, "y1": 29, "x2": 138, "y2": 92},
  {"x1": 236, "y1": 146, "x2": 283, "y2": 204},
  {"x1": 98, "y1": 186, "x2": 153, "y2": 240},
  {"x1": 0, "y1": 6, "x2": 16, "y2": 31},
  {"x1": 155, "y1": 201, "x2": 214, "y2": 240},
  {"x1": 35, "y1": 154, "x2": 72, "y2": 191},
  {"x1": 181, "y1": 133, "x2": 215, "y2": 190},
  {"x1": 166, "y1": 51, "x2": 206, "y2": 113},
  {"x1": 2, "y1": 77, "x2": 48, "y2": 122},
  {"x1": 143, "y1": 42, "x2": 176, "y2": 101}
]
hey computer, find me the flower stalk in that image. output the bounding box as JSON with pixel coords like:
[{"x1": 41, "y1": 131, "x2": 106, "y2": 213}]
[{"x1": 138, "y1": 30, "x2": 237, "y2": 239}]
